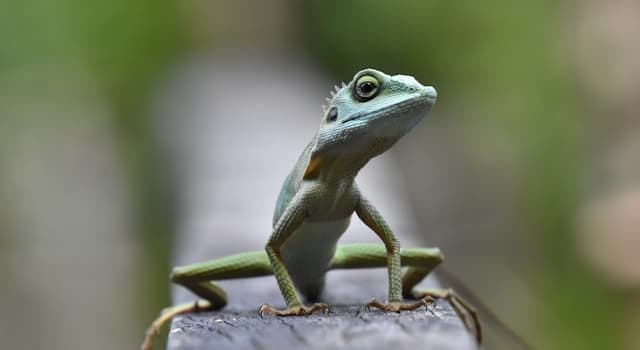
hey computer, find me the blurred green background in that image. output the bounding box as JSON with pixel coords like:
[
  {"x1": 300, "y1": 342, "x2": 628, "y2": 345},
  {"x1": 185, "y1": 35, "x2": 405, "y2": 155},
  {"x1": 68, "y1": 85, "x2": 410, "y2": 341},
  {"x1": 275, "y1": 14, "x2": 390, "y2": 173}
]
[{"x1": 1, "y1": 1, "x2": 639, "y2": 349}]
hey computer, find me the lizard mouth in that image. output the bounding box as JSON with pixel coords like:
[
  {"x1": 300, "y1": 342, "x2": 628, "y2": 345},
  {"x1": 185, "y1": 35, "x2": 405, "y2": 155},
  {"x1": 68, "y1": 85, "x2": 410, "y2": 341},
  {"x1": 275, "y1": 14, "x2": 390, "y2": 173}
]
[{"x1": 340, "y1": 96, "x2": 432, "y2": 124}]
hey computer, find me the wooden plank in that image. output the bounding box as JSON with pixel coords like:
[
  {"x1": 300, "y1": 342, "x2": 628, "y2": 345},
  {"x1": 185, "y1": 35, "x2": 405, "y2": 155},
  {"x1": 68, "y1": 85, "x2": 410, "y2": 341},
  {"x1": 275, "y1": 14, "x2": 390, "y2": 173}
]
[{"x1": 155, "y1": 56, "x2": 477, "y2": 350}]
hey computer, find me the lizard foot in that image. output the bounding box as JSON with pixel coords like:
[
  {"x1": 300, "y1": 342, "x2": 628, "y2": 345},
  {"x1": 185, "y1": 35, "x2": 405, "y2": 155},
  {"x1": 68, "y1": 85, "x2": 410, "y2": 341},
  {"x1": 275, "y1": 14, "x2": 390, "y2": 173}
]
[
  {"x1": 364, "y1": 296, "x2": 435, "y2": 313},
  {"x1": 413, "y1": 288, "x2": 482, "y2": 344},
  {"x1": 141, "y1": 300, "x2": 213, "y2": 350},
  {"x1": 258, "y1": 303, "x2": 329, "y2": 317}
]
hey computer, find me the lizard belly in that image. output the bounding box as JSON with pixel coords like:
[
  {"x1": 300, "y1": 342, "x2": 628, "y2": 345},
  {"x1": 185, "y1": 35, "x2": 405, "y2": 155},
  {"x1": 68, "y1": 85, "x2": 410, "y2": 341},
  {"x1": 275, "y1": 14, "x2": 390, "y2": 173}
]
[{"x1": 280, "y1": 218, "x2": 351, "y2": 289}]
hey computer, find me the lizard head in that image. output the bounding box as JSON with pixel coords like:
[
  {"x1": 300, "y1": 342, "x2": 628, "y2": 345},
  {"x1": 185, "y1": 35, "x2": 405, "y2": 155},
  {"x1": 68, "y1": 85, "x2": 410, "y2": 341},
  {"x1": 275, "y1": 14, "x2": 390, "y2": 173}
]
[{"x1": 313, "y1": 68, "x2": 437, "y2": 162}]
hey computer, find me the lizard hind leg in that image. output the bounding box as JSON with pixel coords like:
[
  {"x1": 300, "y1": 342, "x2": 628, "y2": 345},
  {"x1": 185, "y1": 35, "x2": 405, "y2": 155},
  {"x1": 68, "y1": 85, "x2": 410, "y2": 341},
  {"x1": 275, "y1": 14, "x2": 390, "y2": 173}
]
[
  {"x1": 411, "y1": 288, "x2": 482, "y2": 344},
  {"x1": 141, "y1": 250, "x2": 273, "y2": 350},
  {"x1": 141, "y1": 300, "x2": 214, "y2": 350},
  {"x1": 400, "y1": 248, "x2": 482, "y2": 343}
]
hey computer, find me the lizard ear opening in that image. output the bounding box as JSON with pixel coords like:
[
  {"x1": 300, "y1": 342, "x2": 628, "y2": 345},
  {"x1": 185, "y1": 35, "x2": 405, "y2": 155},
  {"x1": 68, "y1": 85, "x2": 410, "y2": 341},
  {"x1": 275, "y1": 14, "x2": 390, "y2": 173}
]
[{"x1": 326, "y1": 107, "x2": 338, "y2": 122}]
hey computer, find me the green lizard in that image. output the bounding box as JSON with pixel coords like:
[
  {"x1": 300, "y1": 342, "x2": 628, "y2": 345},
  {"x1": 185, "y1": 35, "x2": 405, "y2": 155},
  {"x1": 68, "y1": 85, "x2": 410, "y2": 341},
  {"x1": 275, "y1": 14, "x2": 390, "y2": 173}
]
[{"x1": 142, "y1": 68, "x2": 481, "y2": 350}]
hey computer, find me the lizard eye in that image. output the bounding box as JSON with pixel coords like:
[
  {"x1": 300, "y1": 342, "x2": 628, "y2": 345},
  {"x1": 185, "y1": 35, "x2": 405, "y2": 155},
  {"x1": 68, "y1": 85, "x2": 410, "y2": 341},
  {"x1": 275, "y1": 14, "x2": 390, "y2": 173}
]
[
  {"x1": 326, "y1": 107, "x2": 338, "y2": 122},
  {"x1": 353, "y1": 75, "x2": 380, "y2": 102}
]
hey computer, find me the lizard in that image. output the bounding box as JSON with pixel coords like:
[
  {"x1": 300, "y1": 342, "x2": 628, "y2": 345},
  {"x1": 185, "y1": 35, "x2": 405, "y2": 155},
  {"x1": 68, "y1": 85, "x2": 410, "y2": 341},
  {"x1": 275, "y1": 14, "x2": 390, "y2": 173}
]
[{"x1": 141, "y1": 68, "x2": 481, "y2": 350}]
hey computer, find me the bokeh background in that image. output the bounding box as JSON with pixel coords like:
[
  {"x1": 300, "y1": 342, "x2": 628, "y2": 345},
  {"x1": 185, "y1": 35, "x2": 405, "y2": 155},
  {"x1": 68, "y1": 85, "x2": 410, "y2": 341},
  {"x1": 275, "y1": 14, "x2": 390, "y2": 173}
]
[{"x1": 1, "y1": 1, "x2": 639, "y2": 349}]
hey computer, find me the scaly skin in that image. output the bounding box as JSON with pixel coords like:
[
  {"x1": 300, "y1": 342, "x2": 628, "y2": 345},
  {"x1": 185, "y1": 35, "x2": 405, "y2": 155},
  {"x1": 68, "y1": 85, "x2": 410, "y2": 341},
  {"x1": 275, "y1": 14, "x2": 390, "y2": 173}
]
[{"x1": 141, "y1": 69, "x2": 481, "y2": 350}]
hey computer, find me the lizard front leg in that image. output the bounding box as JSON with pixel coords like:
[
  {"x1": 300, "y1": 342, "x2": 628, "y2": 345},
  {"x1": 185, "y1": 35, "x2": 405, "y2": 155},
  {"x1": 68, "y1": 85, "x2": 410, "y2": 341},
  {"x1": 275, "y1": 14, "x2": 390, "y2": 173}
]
[
  {"x1": 259, "y1": 191, "x2": 329, "y2": 317},
  {"x1": 355, "y1": 194, "x2": 416, "y2": 310},
  {"x1": 354, "y1": 194, "x2": 481, "y2": 343},
  {"x1": 355, "y1": 195, "x2": 421, "y2": 312}
]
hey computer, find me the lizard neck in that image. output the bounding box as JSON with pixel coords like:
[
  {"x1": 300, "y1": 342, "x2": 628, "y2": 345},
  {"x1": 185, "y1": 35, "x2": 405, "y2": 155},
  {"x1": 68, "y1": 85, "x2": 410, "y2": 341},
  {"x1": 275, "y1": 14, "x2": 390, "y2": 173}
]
[
  {"x1": 304, "y1": 136, "x2": 398, "y2": 186},
  {"x1": 306, "y1": 156, "x2": 366, "y2": 186}
]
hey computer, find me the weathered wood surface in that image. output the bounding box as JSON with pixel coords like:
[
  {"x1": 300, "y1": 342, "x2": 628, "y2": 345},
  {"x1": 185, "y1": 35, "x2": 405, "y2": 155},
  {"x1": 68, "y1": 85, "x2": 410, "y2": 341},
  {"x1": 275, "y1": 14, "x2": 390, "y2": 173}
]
[
  {"x1": 169, "y1": 306, "x2": 471, "y2": 350},
  {"x1": 156, "y1": 55, "x2": 477, "y2": 350}
]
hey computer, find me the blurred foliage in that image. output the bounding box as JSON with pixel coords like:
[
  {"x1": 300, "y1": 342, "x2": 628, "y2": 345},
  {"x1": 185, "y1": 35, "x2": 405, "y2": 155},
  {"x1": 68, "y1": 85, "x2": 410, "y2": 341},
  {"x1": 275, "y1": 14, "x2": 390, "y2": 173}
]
[
  {"x1": 66, "y1": 2, "x2": 187, "y2": 333},
  {"x1": 0, "y1": 0, "x2": 186, "y2": 338},
  {"x1": 303, "y1": 1, "x2": 616, "y2": 349},
  {"x1": 0, "y1": 0, "x2": 627, "y2": 348}
]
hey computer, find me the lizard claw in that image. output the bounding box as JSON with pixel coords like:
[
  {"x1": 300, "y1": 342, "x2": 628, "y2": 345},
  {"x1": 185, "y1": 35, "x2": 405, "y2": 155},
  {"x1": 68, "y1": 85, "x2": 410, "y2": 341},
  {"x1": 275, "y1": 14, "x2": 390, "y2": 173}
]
[
  {"x1": 258, "y1": 303, "x2": 330, "y2": 317},
  {"x1": 364, "y1": 297, "x2": 433, "y2": 313}
]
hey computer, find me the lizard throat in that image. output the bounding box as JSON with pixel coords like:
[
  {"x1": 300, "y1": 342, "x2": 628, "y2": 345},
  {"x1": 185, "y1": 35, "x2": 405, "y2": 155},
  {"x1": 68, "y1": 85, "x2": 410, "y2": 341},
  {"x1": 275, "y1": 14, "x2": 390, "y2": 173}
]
[{"x1": 302, "y1": 137, "x2": 397, "y2": 182}]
